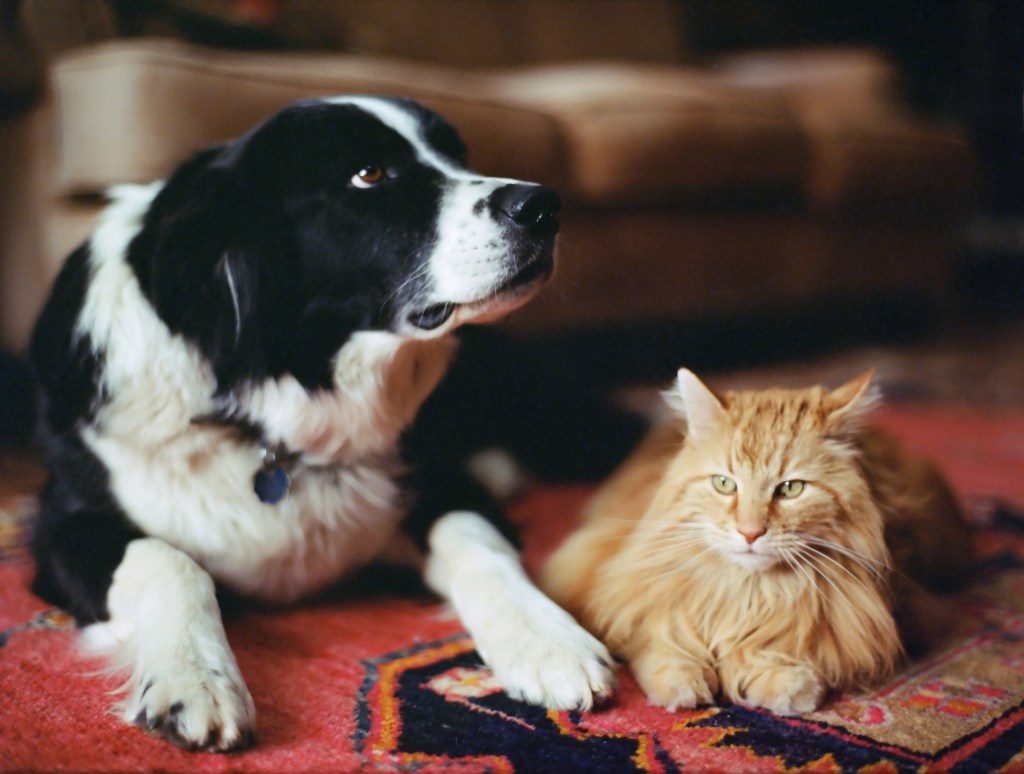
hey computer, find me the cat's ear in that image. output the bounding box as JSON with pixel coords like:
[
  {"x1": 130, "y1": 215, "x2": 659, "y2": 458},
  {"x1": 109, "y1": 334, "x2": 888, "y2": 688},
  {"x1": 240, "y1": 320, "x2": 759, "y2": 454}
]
[
  {"x1": 672, "y1": 368, "x2": 726, "y2": 438},
  {"x1": 827, "y1": 370, "x2": 880, "y2": 434}
]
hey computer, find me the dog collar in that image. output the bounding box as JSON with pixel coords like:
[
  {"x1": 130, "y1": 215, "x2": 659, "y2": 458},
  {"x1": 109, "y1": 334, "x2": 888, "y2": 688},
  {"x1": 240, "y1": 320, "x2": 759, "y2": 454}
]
[
  {"x1": 254, "y1": 443, "x2": 293, "y2": 505},
  {"x1": 190, "y1": 413, "x2": 298, "y2": 505}
]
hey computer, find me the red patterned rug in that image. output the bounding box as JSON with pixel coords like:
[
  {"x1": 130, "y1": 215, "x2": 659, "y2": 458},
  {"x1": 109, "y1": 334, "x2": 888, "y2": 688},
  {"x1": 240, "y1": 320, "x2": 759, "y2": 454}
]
[{"x1": 2, "y1": 404, "x2": 1024, "y2": 773}]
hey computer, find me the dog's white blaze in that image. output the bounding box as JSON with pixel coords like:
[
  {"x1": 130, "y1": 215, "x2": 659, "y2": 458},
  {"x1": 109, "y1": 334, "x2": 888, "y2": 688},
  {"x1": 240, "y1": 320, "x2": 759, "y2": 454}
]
[{"x1": 326, "y1": 96, "x2": 462, "y2": 175}]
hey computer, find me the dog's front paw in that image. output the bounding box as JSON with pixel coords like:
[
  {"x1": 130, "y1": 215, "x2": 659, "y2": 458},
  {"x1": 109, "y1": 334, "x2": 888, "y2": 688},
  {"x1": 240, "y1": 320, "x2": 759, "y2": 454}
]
[
  {"x1": 126, "y1": 658, "x2": 256, "y2": 751},
  {"x1": 475, "y1": 596, "x2": 615, "y2": 711},
  {"x1": 427, "y1": 512, "x2": 614, "y2": 710}
]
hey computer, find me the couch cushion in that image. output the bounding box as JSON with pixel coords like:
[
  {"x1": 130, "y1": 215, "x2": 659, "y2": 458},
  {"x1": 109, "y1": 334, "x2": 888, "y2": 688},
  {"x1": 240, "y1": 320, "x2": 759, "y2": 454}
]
[
  {"x1": 51, "y1": 39, "x2": 569, "y2": 195},
  {"x1": 51, "y1": 39, "x2": 810, "y2": 207},
  {"x1": 485, "y1": 62, "x2": 809, "y2": 206}
]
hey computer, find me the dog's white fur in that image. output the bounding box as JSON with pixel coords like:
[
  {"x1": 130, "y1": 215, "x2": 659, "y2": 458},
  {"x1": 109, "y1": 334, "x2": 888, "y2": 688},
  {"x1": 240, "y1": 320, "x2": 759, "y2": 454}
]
[
  {"x1": 63, "y1": 98, "x2": 611, "y2": 750},
  {"x1": 425, "y1": 511, "x2": 615, "y2": 709},
  {"x1": 82, "y1": 539, "x2": 256, "y2": 745}
]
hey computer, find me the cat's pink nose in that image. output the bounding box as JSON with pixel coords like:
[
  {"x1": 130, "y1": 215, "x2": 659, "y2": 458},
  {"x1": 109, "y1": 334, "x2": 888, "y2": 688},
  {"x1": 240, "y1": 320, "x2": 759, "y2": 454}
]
[{"x1": 738, "y1": 527, "x2": 766, "y2": 545}]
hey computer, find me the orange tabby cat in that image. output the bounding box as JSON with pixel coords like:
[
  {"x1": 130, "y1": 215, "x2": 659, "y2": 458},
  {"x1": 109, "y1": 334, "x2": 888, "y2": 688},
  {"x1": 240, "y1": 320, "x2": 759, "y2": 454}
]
[{"x1": 541, "y1": 369, "x2": 971, "y2": 715}]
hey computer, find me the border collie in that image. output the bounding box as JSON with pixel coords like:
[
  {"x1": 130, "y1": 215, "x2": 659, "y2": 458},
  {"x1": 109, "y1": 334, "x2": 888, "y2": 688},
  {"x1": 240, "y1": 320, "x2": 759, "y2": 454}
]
[{"x1": 28, "y1": 96, "x2": 614, "y2": 751}]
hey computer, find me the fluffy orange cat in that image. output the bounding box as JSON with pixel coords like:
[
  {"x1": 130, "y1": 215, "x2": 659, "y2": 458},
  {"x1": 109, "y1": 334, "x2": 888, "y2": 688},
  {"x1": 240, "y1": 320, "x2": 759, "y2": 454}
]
[{"x1": 541, "y1": 369, "x2": 971, "y2": 715}]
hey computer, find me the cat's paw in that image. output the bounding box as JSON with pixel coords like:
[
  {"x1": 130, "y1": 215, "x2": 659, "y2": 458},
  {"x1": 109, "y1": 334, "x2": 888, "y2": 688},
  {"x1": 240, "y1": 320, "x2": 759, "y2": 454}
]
[
  {"x1": 739, "y1": 664, "x2": 825, "y2": 715},
  {"x1": 634, "y1": 657, "x2": 718, "y2": 711}
]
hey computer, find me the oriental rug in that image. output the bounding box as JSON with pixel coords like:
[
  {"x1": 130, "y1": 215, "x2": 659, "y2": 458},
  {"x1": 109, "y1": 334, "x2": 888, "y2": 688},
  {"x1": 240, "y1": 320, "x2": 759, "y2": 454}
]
[{"x1": 2, "y1": 405, "x2": 1024, "y2": 773}]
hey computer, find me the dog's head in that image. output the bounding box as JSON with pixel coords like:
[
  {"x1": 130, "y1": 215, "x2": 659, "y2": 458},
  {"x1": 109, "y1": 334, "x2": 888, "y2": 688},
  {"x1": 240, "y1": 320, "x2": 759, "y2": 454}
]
[{"x1": 127, "y1": 96, "x2": 559, "y2": 390}]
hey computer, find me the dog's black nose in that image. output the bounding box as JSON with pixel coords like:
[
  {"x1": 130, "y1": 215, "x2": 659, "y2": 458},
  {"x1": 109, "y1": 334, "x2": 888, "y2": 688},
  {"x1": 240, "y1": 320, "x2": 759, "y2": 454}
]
[{"x1": 491, "y1": 184, "x2": 561, "y2": 237}]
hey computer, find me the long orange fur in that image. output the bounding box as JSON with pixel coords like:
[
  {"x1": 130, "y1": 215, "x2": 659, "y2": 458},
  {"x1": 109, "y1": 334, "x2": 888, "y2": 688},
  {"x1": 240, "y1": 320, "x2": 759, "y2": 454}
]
[{"x1": 541, "y1": 369, "x2": 970, "y2": 714}]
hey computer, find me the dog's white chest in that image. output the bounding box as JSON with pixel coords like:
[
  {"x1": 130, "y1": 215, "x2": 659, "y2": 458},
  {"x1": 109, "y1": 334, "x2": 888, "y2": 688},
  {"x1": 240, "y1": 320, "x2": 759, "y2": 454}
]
[
  {"x1": 220, "y1": 458, "x2": 409, "y2": 600},
  {"x1": 85, "y1": 425, "x2": 409, "y2": 602}
]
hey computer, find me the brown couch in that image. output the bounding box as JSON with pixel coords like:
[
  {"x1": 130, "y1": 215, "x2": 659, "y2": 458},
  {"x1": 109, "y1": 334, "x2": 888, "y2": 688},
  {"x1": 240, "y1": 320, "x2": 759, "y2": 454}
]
[{"x1": 0, "y1": 1, "x2": 974, "y2": 353}]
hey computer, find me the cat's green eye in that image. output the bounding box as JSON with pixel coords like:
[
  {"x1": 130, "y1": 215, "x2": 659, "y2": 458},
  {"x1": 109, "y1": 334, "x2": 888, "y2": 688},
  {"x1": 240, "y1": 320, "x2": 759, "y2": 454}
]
[
  {"x1": 711, "y1": 475, "x2": 737, "y2": 495},
  {"x1": 775, "y1": 480, "x2": 805, "y2": 499}
]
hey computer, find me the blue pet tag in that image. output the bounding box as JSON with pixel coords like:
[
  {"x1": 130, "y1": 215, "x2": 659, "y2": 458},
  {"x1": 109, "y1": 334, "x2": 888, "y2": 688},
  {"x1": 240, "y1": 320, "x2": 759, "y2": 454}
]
[{"x1": 254, "y1": 464, "x2": 290, "y2": 504}]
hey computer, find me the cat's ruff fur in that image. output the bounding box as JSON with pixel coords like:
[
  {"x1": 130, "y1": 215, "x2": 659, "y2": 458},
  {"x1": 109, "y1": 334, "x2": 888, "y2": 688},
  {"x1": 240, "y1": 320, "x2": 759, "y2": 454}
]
[
  {"x1": 543, "y1": 369, "x2": 970, "y2": 716},
  {"x1": 29, "y1": 97, "x2": 613, "y2": 751}
]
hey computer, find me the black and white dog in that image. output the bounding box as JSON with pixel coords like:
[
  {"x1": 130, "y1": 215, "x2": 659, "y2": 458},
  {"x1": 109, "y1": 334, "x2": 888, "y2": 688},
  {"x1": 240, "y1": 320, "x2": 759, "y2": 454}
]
[{"x1": 29, "y1": 96, "x2": 615, "y2": 751}]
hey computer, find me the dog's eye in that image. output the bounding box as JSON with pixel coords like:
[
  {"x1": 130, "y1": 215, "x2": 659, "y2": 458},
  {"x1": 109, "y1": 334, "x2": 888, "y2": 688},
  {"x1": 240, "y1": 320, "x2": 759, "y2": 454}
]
[{"x1": 351, "y1": 165, "x2": 385, "y2": 189}]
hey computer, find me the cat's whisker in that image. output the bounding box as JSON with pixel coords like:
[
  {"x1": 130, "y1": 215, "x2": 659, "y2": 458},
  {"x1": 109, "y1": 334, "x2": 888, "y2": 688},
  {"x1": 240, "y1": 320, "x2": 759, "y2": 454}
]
[
  {"x1": 778, "y1": 546, "x2": 821, "y2": 593},
  {"x1": 581, "y1": 528, "x2": 692, "y2": 548},
  {"x1": 625, "y1": 527, "x2": 707, "y2": 543},
  {"x1": 789, "y1": 547, "x2": 866, "y2": 613},
  {"x1": 796, "y1": 540, "x2": 886, "y2": 590},
  {"x1": 618, "y1": 542, "x2": 719, "y2": 581},
  {"x1": 617, "y1": 533, "x2": 702, "y2": 555},
  {"x1": 622, "y1": 525, "x2": 709, "y2": 547},
  {"x1": 648, "y1": 524, "x2": 708, "y2": 538},
  {"x1": 626, "y1": 524, "x2": 707, "y2": 541},
  {"x1": 791, "y1": 545, "x2": 876, "y2": 607},
  {"x1": 600, "y1": 518, "x2": 707, "y2": 532},
  {"x1": 614, "y1": 538, "x2": 710, "y2": 571},
  {"x1": 629, "y1": 539, "x2": 709, "y2": 556},
  {"x1": 792, "y1": 541, "x2": 866, "y2": 582},
  {"x1": 654, "y1": 545, "x2": 720, "y2": 581},
  {"x1": 799, "y1": 535, "x2": 890, "y2": 580}
]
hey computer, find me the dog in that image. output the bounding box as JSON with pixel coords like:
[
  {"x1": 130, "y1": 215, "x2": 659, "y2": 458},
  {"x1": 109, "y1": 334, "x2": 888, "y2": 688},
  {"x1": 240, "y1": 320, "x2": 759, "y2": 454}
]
[{"x1": 28, "y1": 96, "x2": 616, "y2": 751}]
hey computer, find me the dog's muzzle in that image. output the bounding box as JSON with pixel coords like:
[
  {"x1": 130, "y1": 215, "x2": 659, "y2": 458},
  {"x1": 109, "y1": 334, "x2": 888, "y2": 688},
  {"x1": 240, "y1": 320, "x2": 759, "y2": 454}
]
[{"x1": 410, "y1": 184, "x2": 560, "y2": 332}]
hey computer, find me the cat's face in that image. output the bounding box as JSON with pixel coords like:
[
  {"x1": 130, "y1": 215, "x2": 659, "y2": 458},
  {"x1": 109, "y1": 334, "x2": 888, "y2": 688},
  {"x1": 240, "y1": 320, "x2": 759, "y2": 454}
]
[{"x1": 661, "y1": 369, "x2": 880, "y2": 573}]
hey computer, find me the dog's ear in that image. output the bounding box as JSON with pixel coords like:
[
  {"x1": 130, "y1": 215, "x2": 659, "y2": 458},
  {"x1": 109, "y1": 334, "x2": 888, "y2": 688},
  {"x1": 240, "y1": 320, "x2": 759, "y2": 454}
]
[{"x1": 127, "y1": 132, "x2": 298, "y2": 390}]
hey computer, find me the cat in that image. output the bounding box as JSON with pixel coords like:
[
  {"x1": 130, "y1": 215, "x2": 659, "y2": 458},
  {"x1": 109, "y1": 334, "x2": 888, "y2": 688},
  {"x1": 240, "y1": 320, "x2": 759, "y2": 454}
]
[{"x1": 541, "y1": 368, "x2": 971, "y2": 715}]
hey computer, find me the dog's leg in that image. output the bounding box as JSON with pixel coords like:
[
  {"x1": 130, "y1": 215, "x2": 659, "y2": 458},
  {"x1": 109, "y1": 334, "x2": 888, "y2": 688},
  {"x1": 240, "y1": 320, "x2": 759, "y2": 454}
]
[
  {"x1": 424, "y1": 510, "x2": 615, "y2": 710},
  {"x1": 81, "y1": 538, "x2": 256, "y2": 751}
]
